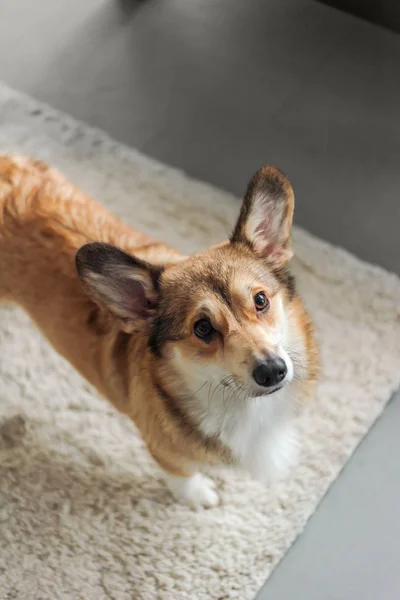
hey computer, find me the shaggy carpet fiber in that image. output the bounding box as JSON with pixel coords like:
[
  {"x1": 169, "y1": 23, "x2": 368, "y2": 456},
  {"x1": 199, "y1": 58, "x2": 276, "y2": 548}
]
[{"x1": 0, "y1": 81, "x2": 399, "y2": 600}]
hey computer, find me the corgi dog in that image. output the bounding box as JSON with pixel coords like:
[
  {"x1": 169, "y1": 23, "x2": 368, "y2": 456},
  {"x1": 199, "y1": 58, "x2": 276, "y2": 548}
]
[{"x1": 0, "y1": 155, "x2": 319, "y2": 508}]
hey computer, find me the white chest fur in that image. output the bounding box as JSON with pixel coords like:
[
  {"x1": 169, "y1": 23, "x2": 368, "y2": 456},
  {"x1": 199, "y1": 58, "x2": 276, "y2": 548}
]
[{"x1": 187, "y1": 381, "x2": 300, "y2": 483}]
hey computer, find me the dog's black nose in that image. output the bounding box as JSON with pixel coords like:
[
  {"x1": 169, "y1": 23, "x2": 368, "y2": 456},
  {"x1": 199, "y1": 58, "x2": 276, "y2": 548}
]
[{"x1": 252, "y1": 358, "x2": 287, "y2": 388}]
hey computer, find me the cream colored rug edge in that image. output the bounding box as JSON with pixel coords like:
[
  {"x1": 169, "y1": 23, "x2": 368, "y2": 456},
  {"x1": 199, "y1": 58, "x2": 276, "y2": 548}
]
[{"x1": 0, "y1": 81, "x2": 399, "y2": 600}]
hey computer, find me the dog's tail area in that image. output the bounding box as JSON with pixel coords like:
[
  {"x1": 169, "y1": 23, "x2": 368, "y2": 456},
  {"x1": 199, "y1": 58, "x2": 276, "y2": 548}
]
[{"x1": 0, "y1": 154, "x2": 50, "y2": 300}]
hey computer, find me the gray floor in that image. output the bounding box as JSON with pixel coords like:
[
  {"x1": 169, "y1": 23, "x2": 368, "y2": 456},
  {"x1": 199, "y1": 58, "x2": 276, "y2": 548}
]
[{"x1": 0, "y1": 0, "x2": 399, "y2": 598}]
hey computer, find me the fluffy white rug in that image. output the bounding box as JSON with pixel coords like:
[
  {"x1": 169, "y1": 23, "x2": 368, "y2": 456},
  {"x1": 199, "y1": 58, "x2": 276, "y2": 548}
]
[{"x1": 0, "y1": 81, "x2": 399, "y2": 600}]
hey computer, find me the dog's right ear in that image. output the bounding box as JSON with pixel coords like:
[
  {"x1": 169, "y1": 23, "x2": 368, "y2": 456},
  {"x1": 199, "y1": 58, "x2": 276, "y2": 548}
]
[{"x1": 75, "y1": 243, "x2": 163, "y2": 333}]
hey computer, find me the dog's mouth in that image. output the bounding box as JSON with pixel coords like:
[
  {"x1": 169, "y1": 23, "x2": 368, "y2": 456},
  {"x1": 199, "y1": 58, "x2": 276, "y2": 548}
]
[
  {"x1": 219, "y1": 377, "x2": 285, "y2": 400},
  {"x1": 248, "y1": 384, "x2": 284, "y2": 399}
]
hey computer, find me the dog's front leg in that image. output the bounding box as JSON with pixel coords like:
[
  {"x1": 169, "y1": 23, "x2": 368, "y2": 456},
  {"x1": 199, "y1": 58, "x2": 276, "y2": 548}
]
[
  {"x1": 164, "y1": 472, "x2": 220, "y2": 509},
  {"x1": 150, "y1": 450, "x2": 220, "y2": 509}
]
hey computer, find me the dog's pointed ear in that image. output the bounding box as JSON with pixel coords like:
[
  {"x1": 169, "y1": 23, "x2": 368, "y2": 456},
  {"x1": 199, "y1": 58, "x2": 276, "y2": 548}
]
[
  {"x1": 230, "y1": 166, "x2": 295, "y2": 267},
  {"x1": 76, "y1": 243, "x2": 163, "y2": 333}
]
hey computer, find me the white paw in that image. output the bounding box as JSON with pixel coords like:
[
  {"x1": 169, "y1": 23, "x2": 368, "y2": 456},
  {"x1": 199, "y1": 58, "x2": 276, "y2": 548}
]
[{"x1": 165, "y1": 473, "x2": 220, "y2": 509}]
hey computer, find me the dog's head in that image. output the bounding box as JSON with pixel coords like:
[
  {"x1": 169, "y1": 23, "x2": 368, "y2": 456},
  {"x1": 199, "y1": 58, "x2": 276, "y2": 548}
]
[{"x1": 76, "y1": 166, "x2": 302, "y2": 400}]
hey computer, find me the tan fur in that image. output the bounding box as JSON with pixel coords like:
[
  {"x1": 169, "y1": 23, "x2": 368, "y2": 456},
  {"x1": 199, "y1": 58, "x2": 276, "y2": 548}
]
[{"x1": 0, "y1": 155, "x2": 319, "y2": 484}]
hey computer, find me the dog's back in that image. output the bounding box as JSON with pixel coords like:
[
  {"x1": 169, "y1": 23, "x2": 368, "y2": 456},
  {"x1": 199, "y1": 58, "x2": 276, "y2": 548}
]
[
  {"x1": 0, "y1": 155, "x2": 148, "y2": 298},
  {"x1": 0, "y1": 155, "x2": 82, "y2": 300},
  {"x1": 0, "y1": 155, "x2": 155, "y2": 392},
  {"x1": 0, "y1": 155, "x2": 45, "y2": 299}
]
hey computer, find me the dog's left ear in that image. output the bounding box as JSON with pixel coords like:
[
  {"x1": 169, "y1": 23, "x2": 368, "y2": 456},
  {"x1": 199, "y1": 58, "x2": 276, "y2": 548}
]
[{"x1": 230, "y1": 166, "x2": 294, "y2": 267}]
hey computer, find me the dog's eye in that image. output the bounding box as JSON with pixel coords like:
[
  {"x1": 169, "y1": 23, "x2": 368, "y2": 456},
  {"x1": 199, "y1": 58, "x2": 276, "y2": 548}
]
[
  {"x1": 254, "y1": 292, "x2": 270, "y2": 312},
  {"x1": 194, "y1": 318, "x2": 215, "y2": 340}
]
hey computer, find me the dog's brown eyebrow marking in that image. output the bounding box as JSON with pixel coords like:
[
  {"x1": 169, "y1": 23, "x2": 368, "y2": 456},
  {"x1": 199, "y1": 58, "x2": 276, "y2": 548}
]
[
  {"x1": 210, "y1": 280, "x2": 233, "y2": 310},
  {"x1": 202, "y1": 270, "x2": 234, "y2": 311}
]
